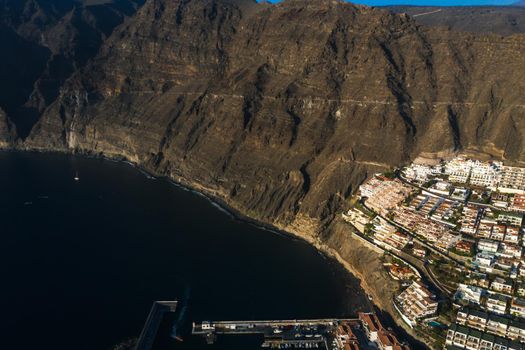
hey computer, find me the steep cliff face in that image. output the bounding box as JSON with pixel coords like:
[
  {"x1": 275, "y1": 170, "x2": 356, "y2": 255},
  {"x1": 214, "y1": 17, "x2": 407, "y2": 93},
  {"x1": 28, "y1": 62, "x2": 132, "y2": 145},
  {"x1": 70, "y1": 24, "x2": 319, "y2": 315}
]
[{"x1": 16, "y1": 0, "x2": 525, "y2": 235}]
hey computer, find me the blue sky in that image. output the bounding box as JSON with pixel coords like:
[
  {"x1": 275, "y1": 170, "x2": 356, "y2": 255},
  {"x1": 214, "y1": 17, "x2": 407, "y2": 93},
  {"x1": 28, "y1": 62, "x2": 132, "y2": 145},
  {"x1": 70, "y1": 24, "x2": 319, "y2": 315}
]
[{"x1": 265, "y1": 0, "x2": 517, "y2": 6}]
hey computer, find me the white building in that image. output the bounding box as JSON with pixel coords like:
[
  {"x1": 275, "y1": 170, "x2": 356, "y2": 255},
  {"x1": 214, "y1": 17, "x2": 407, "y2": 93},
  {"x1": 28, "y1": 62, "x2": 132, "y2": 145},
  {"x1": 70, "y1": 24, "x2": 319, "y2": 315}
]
[
  {"x1": 498, "y1": 213, "x2": 523, "y2": 227},
  {"x1": 395, "y1": 281, "x2": 438, "y2": 326},
  {"x1": 475, "y1": 253, "x2": 496, "y2": 269},
  {"x1": 486, "y1": 293, "x2": 509, "y2": 315},
  {"x1": 456, "y1": 284, "x2": 485, "y2": 305},
  {"x1": 403, "y1": 163, "x2": 439, "y2": 183},
  {"x1": 446, "y1": 157, "x2": 473, "y2": 184},
  {"x1": 498, "y1": 243, "x2": 522, "y2": 259},
  {"x1": 491, "y1": 277, "x2": 514, "y2": 294},
  {"x1": 503, "y1": 226, "x2": 521, "y2": 244},
  {"x1": 478, "y1": 239, "x2": 500, "y2": 254},
  {"x1": 500, "y1": 166, "x2": 525, "y2": 193},
  {"x1": 510, "y1": 298, "x2": 525, "y2": 319},
  {"x1": 436, "y1": 232, "x2": 462, "y2": 250},
  {"x1": 444, "y1": 157, "x2": 503, "y2": 188},
  {"x1": 470, "y1": 160, "x2": 502, "y2": 188},
  {"x1": 508, "y1": 320, "x2": 525, "y2": 342},
  {"x1": 430, "y1": 181, "x2": 452, "y2": 196}
]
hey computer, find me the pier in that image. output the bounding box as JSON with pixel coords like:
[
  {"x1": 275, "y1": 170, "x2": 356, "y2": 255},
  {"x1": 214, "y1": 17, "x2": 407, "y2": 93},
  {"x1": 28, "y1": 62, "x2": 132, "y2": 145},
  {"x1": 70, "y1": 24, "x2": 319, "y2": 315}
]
[
  {"x1": 135, "y1": 301, "x2": 178, "y2": 350},
  {"x1": 192, "y1": 318, "x2": 361, "y2": 349}
]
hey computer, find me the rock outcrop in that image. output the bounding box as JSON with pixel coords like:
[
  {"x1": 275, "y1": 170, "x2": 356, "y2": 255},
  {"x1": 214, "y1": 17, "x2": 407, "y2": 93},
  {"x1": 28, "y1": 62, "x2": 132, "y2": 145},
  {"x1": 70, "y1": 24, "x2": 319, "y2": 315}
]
[{"x1": 0, "y1": 108, "x2": 15, "y2": 148}]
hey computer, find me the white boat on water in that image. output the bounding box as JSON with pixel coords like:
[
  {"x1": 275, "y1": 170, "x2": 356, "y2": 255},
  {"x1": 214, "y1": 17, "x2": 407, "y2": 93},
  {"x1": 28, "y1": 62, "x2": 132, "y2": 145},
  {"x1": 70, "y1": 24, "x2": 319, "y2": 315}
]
[{"x1": 74, "y1": 172, "x2": 80, "y2": 181}]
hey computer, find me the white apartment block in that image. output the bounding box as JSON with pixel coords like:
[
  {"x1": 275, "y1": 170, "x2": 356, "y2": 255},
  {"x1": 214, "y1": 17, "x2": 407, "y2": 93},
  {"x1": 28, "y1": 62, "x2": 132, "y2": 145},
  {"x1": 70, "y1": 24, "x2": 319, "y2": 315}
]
[
  {"x1": 486, "y1": 294, "x2": 510, "y2": 315},
  {"x1": 510, "y1": 298, "x2": 525, "y2": 319},
  {"x1": 491, "y1": 278, "x2": 513, "y2": 295},
  {"x1": 500, "y1": 166, "x2": 525, "y2": 193},
  {"x1": 444, "y1": 157, "x2": 503, "y2": 188},
  {"x1": 470, "y1": 161, "x2": 502, "y2": 188},
  {"x1": 396, "y1": 281, "x2": 438, "y2": 326},
  {"x1": 456, "y1": 284, "x2": 485, "y2": 305},
  {"x1": 403, "y1": 163, "x2": 438, "y2": 183},
  {"x1": 479, "y1": 239, "x2": 500, "y2": 254}
]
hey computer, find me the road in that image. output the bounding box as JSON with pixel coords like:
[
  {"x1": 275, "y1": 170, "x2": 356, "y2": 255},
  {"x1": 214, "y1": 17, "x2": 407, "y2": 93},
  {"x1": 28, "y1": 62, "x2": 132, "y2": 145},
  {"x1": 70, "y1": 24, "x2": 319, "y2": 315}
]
[
  {"x1": 345, "y1": 216, "x2": 453, "y2": 297},
  {"x1": 413, "y1": 9, "x2": 443, "y2": 17}
]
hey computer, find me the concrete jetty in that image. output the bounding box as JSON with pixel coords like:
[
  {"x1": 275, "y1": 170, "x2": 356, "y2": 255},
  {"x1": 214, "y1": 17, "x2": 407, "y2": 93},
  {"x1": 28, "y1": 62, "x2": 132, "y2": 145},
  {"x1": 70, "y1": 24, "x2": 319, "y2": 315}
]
[{"x1": 135, "y1": 301, "x2": 178, "y2": 350}]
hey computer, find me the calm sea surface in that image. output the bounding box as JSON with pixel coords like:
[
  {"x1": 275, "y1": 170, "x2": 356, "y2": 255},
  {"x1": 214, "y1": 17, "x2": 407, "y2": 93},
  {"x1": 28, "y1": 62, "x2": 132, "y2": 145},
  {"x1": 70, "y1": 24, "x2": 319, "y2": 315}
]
[{"x1": 0, "y1": 152, "x2": 371, "y2": 350}]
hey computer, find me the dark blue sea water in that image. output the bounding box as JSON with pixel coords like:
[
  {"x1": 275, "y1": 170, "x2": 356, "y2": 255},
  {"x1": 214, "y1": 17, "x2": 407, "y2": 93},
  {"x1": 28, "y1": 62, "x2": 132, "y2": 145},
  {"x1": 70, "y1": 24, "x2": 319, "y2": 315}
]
[{"x1": 0, "y1": 152, "x2": 371, "y2": 350}]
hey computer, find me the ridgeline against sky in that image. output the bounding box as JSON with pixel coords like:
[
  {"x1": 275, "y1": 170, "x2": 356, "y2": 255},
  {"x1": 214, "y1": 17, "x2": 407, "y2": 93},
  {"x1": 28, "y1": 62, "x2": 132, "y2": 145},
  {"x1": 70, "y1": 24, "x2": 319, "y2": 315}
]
[{"x1": 264, "y1": 0, "x2": 519, "y2": 6}]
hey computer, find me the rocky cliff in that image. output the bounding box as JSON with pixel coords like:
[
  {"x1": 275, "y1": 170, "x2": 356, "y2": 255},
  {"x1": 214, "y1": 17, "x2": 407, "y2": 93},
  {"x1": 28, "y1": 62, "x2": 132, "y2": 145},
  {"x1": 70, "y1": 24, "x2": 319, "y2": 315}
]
[{"x1": 16, "y1": 0, "x2": 525, "y2": 238}]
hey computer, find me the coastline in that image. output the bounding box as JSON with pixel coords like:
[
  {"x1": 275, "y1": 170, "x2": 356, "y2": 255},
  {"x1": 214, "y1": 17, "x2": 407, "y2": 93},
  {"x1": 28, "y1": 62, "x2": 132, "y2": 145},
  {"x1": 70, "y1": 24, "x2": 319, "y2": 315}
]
[{"x1": 1, "y1": 146, "x2": 430, "y2": 349}]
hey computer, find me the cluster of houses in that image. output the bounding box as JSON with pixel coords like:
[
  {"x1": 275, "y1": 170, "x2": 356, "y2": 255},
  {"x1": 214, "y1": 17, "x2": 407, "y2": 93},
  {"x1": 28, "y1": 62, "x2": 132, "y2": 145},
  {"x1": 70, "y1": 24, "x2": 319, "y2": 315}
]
[
  {"x1": 393, "y1": 206, "x2": 461, "y2": 250},
  {"x1": 400, "y1": 159, "x2": 525, "y2": 312},
  {"x1": 455, "y1": 276, "x2": 525, "y2": 318},
  {"x1": 456, "y1": 204, "x2": 525, "y2": 279},
  {"x1": 446, "y1": 307, "x2": 525, "y2": 350},
  {"x1": 332, "y1": 314, "x2": 414, "y2": 350},
  {"x1": 369, "y1": 215, "x2": 411, "y2": 250},
  {"x1": 359, "y1": 176, "x2": 413, "y2": 216},
  {"x1": 445, "y1": 158, "x2": 502, "y2": 188},
  {"x1": 344, "y1": 156, "x2": 525, "y2": 345}
]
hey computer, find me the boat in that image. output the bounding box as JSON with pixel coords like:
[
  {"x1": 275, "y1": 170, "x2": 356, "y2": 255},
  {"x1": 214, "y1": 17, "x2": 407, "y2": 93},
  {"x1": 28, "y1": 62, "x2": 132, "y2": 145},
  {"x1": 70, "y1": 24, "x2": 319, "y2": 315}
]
[{"x1": 74, "y1": 172, "x2": 80, "y2": 181}]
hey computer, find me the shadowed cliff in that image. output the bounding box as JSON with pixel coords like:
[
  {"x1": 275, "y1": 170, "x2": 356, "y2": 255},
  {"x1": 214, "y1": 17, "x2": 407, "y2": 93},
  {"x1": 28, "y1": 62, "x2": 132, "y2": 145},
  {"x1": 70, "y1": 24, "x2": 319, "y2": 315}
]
[{"x1": 0, "y1": 0, "x2": 145, "y2": 137}]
